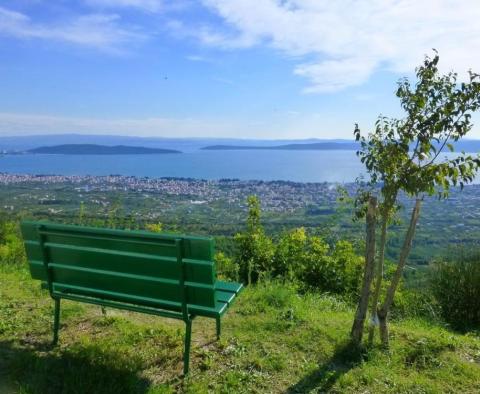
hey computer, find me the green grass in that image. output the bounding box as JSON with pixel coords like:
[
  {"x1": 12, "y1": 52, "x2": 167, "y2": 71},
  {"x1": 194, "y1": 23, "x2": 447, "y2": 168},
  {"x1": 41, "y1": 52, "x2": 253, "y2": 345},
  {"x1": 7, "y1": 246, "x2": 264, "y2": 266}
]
[{"x1": 1, "y1": 266, "x2": 479, "y2": 393}]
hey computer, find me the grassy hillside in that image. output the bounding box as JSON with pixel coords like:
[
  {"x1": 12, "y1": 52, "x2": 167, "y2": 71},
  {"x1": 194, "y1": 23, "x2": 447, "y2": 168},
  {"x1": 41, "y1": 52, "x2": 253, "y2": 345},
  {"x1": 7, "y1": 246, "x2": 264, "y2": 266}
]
[{"x1": 1, "y1": 266, "x2": 479, "y2": 393}]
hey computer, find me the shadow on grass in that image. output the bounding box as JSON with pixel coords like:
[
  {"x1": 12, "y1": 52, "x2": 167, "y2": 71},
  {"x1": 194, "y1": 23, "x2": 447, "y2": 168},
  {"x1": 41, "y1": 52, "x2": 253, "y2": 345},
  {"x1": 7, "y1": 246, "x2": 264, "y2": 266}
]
[
  {"x1": 286, "y1": 340, "x2": 367, "y2": 393},
  {"x1": 0, "y1": 339, "x2": 153, "y2": 394}
]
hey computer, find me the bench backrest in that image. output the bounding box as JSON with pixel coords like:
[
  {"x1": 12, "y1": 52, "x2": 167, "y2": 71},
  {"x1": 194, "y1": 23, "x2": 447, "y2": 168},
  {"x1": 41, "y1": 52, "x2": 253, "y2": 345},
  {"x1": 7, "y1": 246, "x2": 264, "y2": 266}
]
[{"x1": 21, "y1": 221, "x2": 217, "y2": 313}]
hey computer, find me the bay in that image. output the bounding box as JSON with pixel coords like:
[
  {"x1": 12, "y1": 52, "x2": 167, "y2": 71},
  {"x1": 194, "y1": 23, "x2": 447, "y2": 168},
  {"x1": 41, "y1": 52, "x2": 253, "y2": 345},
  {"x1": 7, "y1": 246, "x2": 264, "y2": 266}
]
[
  {"x1": 0, "y1": 150, "x2": 365, "y2": 183},
  {"x1": 0, "y1": 150, "x2": 477, "y2": 183}
]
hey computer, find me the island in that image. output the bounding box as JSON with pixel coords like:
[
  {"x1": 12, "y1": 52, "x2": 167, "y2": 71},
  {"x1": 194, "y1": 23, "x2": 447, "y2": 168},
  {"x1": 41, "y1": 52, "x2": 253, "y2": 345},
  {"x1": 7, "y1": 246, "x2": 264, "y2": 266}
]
[
  {"x1": 202, "y1": 140, "x2": 480, "y2": 152},
  {"x1": 28, "y1": 144, "x2": 181, "y2": 155},
  {"x1": 201, "y1": 142, "x2": 359, "y2": 150}
]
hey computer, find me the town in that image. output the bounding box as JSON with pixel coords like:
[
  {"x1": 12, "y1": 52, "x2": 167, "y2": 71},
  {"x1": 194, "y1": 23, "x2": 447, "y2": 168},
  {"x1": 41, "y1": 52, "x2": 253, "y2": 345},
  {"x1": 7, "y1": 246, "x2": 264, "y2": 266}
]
[{"x1": 1, "y1": 173, "x2": 479, "y2": 265}]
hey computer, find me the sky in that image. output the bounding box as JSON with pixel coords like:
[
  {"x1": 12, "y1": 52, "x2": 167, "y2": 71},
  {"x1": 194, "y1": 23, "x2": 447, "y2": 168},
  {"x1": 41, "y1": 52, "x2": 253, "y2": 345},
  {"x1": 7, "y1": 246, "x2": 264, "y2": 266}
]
[{"x1": 0, "y1": 0, "x2": 479, "y2": 139}]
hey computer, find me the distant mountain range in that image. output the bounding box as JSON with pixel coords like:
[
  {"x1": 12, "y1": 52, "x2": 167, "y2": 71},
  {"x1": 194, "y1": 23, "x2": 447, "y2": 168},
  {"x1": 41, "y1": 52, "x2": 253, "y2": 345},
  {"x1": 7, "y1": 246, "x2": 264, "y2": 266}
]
[
  {"x1": 202, "y1": 142, "x2": 360, "y2": 151},
  {"x1": 0, "y1": 134, "x2": 479, "y2": 153},
  {"x1": 202, "y1": 140, "x2": 480, "y2": 152},
  {"x1": 28, "y1": 144, "x2": 181, "y2": 155},
  {"x1": 0, "y1": 134, "x2": 353, "y2": 152}
]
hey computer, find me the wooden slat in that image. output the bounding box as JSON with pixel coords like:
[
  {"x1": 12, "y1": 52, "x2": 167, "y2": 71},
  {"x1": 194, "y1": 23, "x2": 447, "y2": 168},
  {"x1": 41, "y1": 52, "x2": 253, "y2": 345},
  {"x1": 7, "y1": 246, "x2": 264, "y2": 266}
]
[
  {"x1": 47, "y1": 242, "x2": 182, "y2": 280},
  {"x1": 216, "y1": 281, "x2": 243, "y2": 294},
  {"x1": 56, "y1": 292, "x2": 185, "y2": 320},
  {"x1": 21, "y1": 221, "x2": 215, "y2": 260},
  {"x1": 50, "y1": 264, "x2": 216, "y2": 307},
  {"x1": 53, "y1": 282, "x2": 182, "y2": 311},
  {"x1": 20, "y1": 220, "x2": 226, "y2": 312},
  {"x1": 216, "y1": 290, "x2": 236, "y2": 305},
  {"x1": 188, "y1": 301, "x2": 229, "y2": 318},
  {"x1": 41, "y1": 242, "x2": 216, "y2": 284}
]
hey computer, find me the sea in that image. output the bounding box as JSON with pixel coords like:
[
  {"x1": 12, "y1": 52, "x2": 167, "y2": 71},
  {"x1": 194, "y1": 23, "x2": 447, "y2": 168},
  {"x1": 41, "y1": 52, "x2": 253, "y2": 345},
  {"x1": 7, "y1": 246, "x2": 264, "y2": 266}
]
[
  {"x1": 0, "y1": 150, "x2": 477, "y2": 183},
  {"x1": 0, "y1": 150, "x2": 366, "y2": 183}
]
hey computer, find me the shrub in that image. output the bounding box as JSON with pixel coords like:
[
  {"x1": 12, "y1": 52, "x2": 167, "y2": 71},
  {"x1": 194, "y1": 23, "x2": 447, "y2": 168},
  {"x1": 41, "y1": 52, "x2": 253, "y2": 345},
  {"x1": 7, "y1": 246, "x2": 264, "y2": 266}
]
[
  {"x1": 430, "y1": 252, "x2": 480, "y2": 330},
  {"x1": 273, "y1": 227, "x2": 309, "y2": 281},
  {"x1": 145, "y1": 222, "x2": 163, "y2": 233},
  {"x1": 390, "y1": 287, "x2": 440, "y2": 321},
  {"x1": 234, "y1": 196, "x2": 275, "y2": 284},
  {"x1": 273, "y1": 228, "x2": 363, "y2": 297},
  {"x1": 328, "y1": 240, "x2": 364, "y2": 296},
  {"x1": 0, "y1": 221, "x2": 26, "y2": 266},
  {"x1": 215, "y1": 252, "x2": 239, "y2": 281},
  {"x1": 234, "y1": 230, "x2": 275, "y2": 284},
  {"x1": 234, "y1": 196, "x2": 364, "y2": 297},
  {"x1": 299, "y1": 238, "x2": 363, "y2": 296}
]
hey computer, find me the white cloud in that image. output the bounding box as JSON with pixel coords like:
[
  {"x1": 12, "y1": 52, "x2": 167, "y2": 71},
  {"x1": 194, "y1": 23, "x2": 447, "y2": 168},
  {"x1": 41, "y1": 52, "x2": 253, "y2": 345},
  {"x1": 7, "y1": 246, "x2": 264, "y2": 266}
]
[
  {"x1": 0, "y1": 6, "x2": 145, "y2": 53},
  {"x1": 294, "y1": 57, "x2": 376, "y2": 93},
  {"x1": 200, "y1": 0, "x2": 480, "y2": 92}
]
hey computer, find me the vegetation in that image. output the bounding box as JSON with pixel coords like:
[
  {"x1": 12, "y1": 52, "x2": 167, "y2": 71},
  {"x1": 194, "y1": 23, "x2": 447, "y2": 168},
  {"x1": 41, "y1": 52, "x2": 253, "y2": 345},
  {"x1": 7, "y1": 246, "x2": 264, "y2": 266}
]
[
  {"x1": 352, "y1": 51, "x2": 480, "y2": 346},
  {"x1": 234, "y1": 196, "x2": 276, "y2": 285},
  {"x1": 1, "y1": 263, "x2": 480, "y2": 393},
  {"x1": 1, "y1": 175, "x2": 480, "y2": 266},
  {"x1": 232, "y1": 196, "x2": 363, "y2": 297},
  {"x1": 0, "y1": 220, "x2": 26, "y2": 266},
  {"x1": 0, "y1": 192, "x2": 479, "y2": 392},
  {"x1": 430, "y1": 251, "x2": 480, "y2": 330}
]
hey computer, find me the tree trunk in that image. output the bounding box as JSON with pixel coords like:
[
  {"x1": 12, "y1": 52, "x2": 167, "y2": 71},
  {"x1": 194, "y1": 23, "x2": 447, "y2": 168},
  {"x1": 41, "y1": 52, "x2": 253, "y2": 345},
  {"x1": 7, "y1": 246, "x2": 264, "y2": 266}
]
[
  {"x1": 368, "y1": 214, "x2": 388, "y2": 344},
  {"x1": 378, "y1": 308, "x2": 389, "y2": 346},
  {"x1": 351, "y1": 196, "x2": 377, "y2": 344},
  {"x1": 378, "y1": 199, "x2": 422, "y2": 348}
]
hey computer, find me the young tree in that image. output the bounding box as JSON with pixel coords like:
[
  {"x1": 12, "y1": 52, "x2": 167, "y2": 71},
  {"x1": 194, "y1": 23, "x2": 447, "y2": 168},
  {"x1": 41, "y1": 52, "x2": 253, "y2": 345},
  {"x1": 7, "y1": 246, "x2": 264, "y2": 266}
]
[
  {"x1": 351, "y1": 196, "x2": 377, "y2": 343},
  {"x1": 234, "y1": 195, "x2": 274, "y2": 284},
  {"x1": 352, "y1": 51, "x2": 480, "y2": 346}
]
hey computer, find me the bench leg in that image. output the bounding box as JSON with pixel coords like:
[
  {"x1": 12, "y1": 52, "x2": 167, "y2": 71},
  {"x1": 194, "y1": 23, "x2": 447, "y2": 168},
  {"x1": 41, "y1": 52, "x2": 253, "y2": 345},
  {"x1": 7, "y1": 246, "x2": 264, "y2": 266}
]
[
  {"x1": 216, "y1": 317, "x2": 221, "y2": 340},
  {"x1": 53, "y1": 298, "x2": 61, "y2": 345},
  {"x1": 183, "y1": 319, "x2": 192, "y2": 375},
  {"x1": 101, "y1": 305, "x2": 107, "y2": 317}
]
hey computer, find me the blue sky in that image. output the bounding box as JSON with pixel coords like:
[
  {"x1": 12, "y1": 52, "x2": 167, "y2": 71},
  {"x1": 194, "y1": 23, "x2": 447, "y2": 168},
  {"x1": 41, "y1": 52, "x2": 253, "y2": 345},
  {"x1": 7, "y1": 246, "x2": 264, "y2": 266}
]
[{"x1": 0, "y1": 0, "x2": 479, "y2": 139}]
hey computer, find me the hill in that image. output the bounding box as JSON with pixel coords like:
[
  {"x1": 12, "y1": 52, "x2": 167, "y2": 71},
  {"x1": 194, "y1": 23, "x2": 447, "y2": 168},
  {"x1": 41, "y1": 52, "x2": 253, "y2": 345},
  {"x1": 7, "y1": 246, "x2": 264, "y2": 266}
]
[
  {"x1": 0, "y1": 134, "x2": 350, "y2": 153},
  {"x1": 1, "y1": 266, "x2": 479, "y2": 393},
  {"x1": 28, "y1": 144, "x2": 181, "y2": 155},
  {"x1": 2, "y1": 134, "x2": 479, "y2": 153},
  {"x1": 202, "y1": 142, "x2": 359, "y2": 150},
  {"x1": 202, "y1": 140, "x2": 480, "y2": 151}
]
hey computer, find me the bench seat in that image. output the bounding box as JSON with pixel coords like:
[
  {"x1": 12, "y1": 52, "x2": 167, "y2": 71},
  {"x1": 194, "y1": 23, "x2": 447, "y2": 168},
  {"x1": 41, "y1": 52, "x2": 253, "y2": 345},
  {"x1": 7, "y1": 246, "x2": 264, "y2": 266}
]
[
  {"x1": 40, "y1": 280, "x2": 243, "y2": 317},
  {"x1": 216, "y1": 280, "x2": 243, "y2": 294}
]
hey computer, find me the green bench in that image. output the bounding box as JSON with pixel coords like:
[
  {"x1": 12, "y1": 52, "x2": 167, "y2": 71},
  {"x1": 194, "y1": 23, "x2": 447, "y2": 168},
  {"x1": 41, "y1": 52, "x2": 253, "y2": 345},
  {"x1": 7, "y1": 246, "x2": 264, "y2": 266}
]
[{"x1": 21, "y1": 221, "x2": 243, "y2": 374}]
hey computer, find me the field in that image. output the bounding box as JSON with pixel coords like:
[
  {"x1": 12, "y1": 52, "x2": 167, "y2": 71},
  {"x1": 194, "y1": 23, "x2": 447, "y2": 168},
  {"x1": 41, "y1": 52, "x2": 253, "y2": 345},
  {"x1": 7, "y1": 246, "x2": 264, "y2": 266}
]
[{"x1": 1, "y1": 265, "x2": 480, "y2": 393}]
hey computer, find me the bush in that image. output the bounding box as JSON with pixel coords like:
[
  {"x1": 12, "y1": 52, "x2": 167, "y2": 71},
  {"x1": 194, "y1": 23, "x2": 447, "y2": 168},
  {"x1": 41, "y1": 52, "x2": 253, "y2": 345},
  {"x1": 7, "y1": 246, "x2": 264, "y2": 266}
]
[
  {"x1": 233, "y1": 196, "x2": 364, "y2": 297},
  {"x1": 430, "y1": 252, "x2": 480, "y2": 330},
  {"x1": 261, "y1": 227, "x2": 363, "y2": 297},
  {"x1": 215, "y1": 252, "x2": 239, "y2": 281},
  {"x1": 0, "y1": 221, "x2": 26, "y2": 267},
  {"x1": 234, "y1": 230, "x2": 275, "y2": 284},
  {"x1": 295, "y1": 236, "x2": 363, "y2": 296},
  {"x1": 234, "y1": 196, "x2": 275, "y2": 284},
  {"x1": 390, "y1": 288, "x2": 440, "y2": 321}
]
